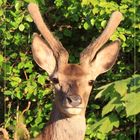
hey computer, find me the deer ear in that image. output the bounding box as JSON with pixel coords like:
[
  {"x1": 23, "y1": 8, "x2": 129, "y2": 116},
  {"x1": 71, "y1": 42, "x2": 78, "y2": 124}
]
[
  {"x1": 32, "y1": 33, "x2": 56, "y2": 75},
  {"x1": 91, "y1": 40, "x2": 121, "y2": 79}
]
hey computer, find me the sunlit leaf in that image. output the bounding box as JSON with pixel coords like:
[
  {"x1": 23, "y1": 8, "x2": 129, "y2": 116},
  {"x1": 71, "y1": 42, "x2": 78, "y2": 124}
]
[
  {"x1": 38, "y1": 75, "x2": 45, "y2": 85},
  {"x1": 25, "y1": 15, "x2": 33, "y2": 22},
  {"x1": 102, "y1": 97, "x2": 120, "y2": 116},
  {"x1": 114, "y1": 78, "x2": 131, "y2": 96},
  {"x1": 19, "y1": 24, "x2": 25, "y2": 31},
  {"x1": 84, "y1": 22, "x2": 90, "y2": 30},
  {"x1": 101, "y1": 20, "x2": 107, "y2": 28},
  {"x1": 122, "y1": 92, "x2": 140, "y2": 117}
]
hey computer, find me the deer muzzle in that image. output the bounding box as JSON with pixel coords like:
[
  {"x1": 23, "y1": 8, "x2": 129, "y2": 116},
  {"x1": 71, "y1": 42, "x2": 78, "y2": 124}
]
[{"x1": 60, "y1": 94, "x2": 84, "y2": 116}]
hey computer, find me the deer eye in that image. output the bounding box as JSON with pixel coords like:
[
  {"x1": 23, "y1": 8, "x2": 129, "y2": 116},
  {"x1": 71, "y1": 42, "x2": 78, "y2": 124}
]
[
  {"x1": 88, "y1": 80, "x2": 94, "y2": 86},
  {"x1": 52, "y1": 78, "x2": 59, "y2": 84}
]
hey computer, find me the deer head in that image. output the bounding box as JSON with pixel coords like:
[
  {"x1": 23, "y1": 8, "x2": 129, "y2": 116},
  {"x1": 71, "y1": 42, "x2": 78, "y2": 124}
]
[{"x1": 28, "y1": 3, "x2": 122, "y2": 117}]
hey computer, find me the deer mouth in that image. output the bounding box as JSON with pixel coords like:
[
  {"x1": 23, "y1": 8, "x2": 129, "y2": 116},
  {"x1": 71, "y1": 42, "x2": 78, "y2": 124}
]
[{"x1": 63, "y1": 107, "x2": 83, "y2": 116}]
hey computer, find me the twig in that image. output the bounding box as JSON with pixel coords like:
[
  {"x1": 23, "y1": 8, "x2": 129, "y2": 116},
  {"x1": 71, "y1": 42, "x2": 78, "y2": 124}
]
[
  {"x1": 21, "y1": 101, "x2": 31, "y2": 116},
  {"x1": 24, "y1": 70, "x2": 28, "y2": 80}
]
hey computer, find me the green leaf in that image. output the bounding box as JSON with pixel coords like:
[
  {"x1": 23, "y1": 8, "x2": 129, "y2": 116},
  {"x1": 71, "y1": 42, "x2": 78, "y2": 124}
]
[
  {"x1": 38, "y1": 75, "x2": 45, "y2": 85},
  {"x1": 16, "y1": 14, "x2": 24, "y2": 24},
  {"x1": 63, "y1": 29, "x2": 72, "y2": 37},
  {"x1": 82, "y1": 0, "x2": 89, "y2": 5},
  {"x1": 25, "y1": 15, "x2": 33, "y2": 22},
  {"x1": 18, "y1": 62, "x2": 24, "y2": 69},
  {"x1": 0, "y1": 1, "x2": 2, "y2": 6},
  {"x1": 92, "y1": 114, "x2": 119, "y2": 134},
  {"x1": 0, "y1": 9, "x2": 3, "y2": 16},
  {"x1": 95, "y1": 83, "x2": 114, "y2": 99},
  {"x1": 92, "y1": 7, "x2": 99, "y2": 14},
  {"x1": 110, "y1": 34, "x2": 118, "y2": 41},
  {"x1": 55, "y1": 0, "x2": 63, "y2": 7},
  {"x1": 84, "y1": 22, "x2": 90, "y2": 30},
  {"x1": 102, "y1": 97, "x2": 120, "y2": 116},
  {"x1": 11, "y1": 77, "x2": 21, "y2": 83},
  {"x1": 35, "y1": 117, "x2": 42, "y2": 124},
  {"x1": 101, "y1": 20, "x2": 107, "y2": 28},
  {"x1": 10, "y1": 76, "x2": 21, "y2": 87},
  {"x1": 4, "y1": 90, "x2": 12, "y2": 95},
  {"x1": 19, "y1": 24, "x2": 25, "y2": 31},
  {"x1": 16, "y1": 92, "x2": 23, "y2": 99},
  {"x1": 119, "y1": 34, "x2": 126, "y2": 41},
  {"x1": 43, "y1": 88, "x2": 52, "y2": 96},
  {"x1": 15, "y1": 1, "x2": 23, "y2": 11},
  {"x1": 25, "y1": 85, "x2": 35, "y2": 94},
  {"x1": 10, "y1": 53, "x2": 18, "y2": 59},
  {"x1": 99, "y1": 118, "x2": 113, "y2": 133},
  {"x1": 122, "y1": 92, "x2": 140, "y2": 117},
  {"x1": 109, "y1": 114, "x2": 119, "y2": 128},
  {"x1": 114, "y1": 78, "x2": 130, "y2": 96},
  {"x1": 129, "y1": 75, "x2": 140, "y2": 93},
  {"x1": 25, "y1": 61, "x2": 33, "y2": 68},
  {"x1": 90, "y1": 19, "x2": 95, "y2": 26},
  {"x1": 0, "y1": 54, "x2": 4, "y2": 65}
]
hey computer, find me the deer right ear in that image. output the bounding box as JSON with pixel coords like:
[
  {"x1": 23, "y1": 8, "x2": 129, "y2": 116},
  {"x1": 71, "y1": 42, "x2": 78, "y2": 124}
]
[
  {"x1": 32, "y1": 33, "x2": 56, "y2": 75},
  {"x1": 91, "y1": 40, "x2": 120, "y2": 79}
]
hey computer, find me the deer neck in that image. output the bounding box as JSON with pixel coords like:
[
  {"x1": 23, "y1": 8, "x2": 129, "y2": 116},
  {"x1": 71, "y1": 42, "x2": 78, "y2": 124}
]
[{"x1": 41, "y1": 103, "x2": 86, "y2": 140}]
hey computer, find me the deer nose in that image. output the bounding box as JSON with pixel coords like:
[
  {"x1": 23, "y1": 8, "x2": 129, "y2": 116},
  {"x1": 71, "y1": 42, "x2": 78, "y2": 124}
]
[{"x1": 66, "y1": 95, "x2": 82, "y2": 107}]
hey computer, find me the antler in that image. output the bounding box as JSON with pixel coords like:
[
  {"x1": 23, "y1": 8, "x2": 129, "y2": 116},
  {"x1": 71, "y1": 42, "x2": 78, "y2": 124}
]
[
  {"x1": 28, "y1": 3, "x2": 69, "y2": 65},
  {"x1": 80, "y1": 11, "x2": 123, "y2": 65}
]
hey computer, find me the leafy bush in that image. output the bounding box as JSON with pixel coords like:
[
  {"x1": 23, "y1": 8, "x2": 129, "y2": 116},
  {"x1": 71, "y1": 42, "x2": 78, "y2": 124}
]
[
  {"x1": 86, "y1": 74, "x2": 140, "y2": 140},
  {"x1": 1, "y1": 0, "x2": 139, "y2": 139}
]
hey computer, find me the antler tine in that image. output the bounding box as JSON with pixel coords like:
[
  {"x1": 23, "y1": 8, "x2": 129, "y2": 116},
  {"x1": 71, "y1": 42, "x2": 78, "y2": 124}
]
[
  {"x1": 80, "y1": 11, "x2": 123, "y2": 65},
  {"x1": 28, "y1": 3, "x2": 69, "y2": 64}
]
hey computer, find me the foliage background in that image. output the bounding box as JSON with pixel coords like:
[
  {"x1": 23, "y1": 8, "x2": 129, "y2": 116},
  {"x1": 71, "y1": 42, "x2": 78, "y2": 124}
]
[{"x1": 0, "y1": 0, "x2": 140, "y2": 139}]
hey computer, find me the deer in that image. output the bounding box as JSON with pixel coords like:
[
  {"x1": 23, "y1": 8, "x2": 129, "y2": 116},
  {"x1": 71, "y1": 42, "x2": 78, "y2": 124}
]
[{"x1": 28, "y1": 3, "x2": 123, "y2": 140}]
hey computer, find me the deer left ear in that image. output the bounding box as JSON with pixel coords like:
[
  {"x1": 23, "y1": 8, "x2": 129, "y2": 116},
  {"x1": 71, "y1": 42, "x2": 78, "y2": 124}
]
[
  {"x1": 91, "y1": 40, "x2": 121, "y2": 79},
  {"x1": 32, "y1": 33, "x2": 56, "y2": 75}
]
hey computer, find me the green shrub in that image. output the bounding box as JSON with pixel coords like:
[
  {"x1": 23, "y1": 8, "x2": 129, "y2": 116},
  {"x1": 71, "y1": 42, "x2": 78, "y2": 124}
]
[{"x1": 86, "y1": 74, "x2": 140, "y2": 140}]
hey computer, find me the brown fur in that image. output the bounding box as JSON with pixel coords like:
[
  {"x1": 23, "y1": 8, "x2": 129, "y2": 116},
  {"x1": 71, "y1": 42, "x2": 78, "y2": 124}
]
[
  {"x1": 34, "y1": 104, "x2": 86, "y2": 140},
  {"x1": 62, "y1": 64, "x2": 86, "y2": 76},
  {"x1": 28, "y1": 3, "x2": 122, "y2": 140}
]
